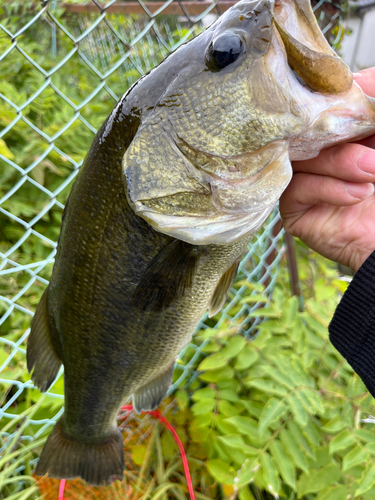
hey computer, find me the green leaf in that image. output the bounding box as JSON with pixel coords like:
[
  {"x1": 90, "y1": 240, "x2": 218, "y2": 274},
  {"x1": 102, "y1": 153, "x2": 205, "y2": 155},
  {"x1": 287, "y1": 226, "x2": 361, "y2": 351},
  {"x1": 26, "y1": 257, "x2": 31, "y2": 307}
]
[
  {"x1": 221, "y1": 335, "x2": 247, "y2": 359},
  {"x1": 218, "y1": 399, "x2": 240, "y2": 418},
  {"x1": 354, "y1": 429, "x2": 375, "y2": 443},
  {"x1": 218, "y1": 434, "x2": 245, "y2": 449},
  {"x1": 321, "y1": 414, "x2": 345, "y2": 434},
  {"x1": 192, "y1": 388, "x2": 216, "y2": 401},
  {"x1": 191, "y1": 398, "x2": 216, "y2": 416},
  {"x1": 0, "y1": 138, "x2": 15, "y2": 159},
  {"x1": 272, "y1": 286, "x2": 285, "y2": 311},
  {"x1": 234, "y1": 346, "x2": 259, "y2": 371},
  {"x1": 305, "y1": 298, "x2": 331, "y2": 324},
  {"x1": 314, "y1": 278, "x2": 336, "y2": 302},
  {"x1": 240, "y1": 294, "x2": 269, "y2": 304},
  {"x1": 279, "y1": 429, "x2": 309, "y2": 473},
  {"x1": 315, "y1": 485, "x2": 348, "y2": 500},
  {"x1": 342, "y1": 445, "x2": 369, "y2": 471},
  {"x1": 239, "y1": 400, "x2": 263, "y2": 419},
  {"x1": 198, "y1": 352, "x2": 227, "y2": 371},
  {"x1": 260, "y1": 451, "x2": 280, "y2": 497},
  {"x1": 238, "y1": 486, "x2": 255, "y2": 500},
  {"x1": 258, "y1": 397, "x2": 287, "y2": 436},
  {"x1": 287, "y1": 393, "x2": 308, "y2": 426},
  {"x1": 249, "y1": 306, "x2": 281, "y2": 318},
  {"x1": 215, "y1": 414, "x2": 237, "y2": 435},
  {"x1": 305, "y1": 329, "x2": 325, "y2": 348},
  {"x1": 246, "y1": 378, "x2": 287, "y2": 397},
  {"x1": 262, "y1": 366, "x2": 295, "y2": 390},
  {"x1": 206, "y1": 459, "x2": 236, "y2": 485},
  {"x1": 355, "y1": 463, "x2": 375, "y2": 497},
  {"x1": 297, "y1": 464, "x2": 341, "y2": 496},
  {"x1": 175, "y1": 389, "x2": 189, "y2": 410},
  {"x1": 217, "y1": 434, "x2": 258, "y2": 456},
  {"x1": 288, "y1": 421, "x2": 315, "y2": 458},
  {"x1": 190, "y1": 413, "x2": 213, "y2": 429},
  {"x1": 132, "y1": 444, "x2": 147, "y2": 466},
  {"x1": 218, "y1": 389, "x2": 240, "y2": 402},
  {"x1": 257, "y1": 319, "x2": 285, "y2": 333},
  {"x1": 275, "y1": 358, "x2": 312, "y2": 387},
  {"x1": 199, "y1": 365, "x2": 234, "y2": 383},
  {"x1": 303, "y1": 314, "x2": 328, "y2": 337},
  {"x1": 302, "y1": 420, "x2": 321, "y2": 447},
  {"x1": 294, "y1": 388, "x2": 319, "y2": 416},
  {"x1": 236, "y1": 457, "x2": 259, "y2": 487},
  {"x1": 216, "y1": 441, "x2": 248, "y2": 467},
  {"x1": 281, "y1": 296, "x2": 298, "y2": 327},
  {"x1": 225, "y1": 416, "x2": 258, "y2": 435},
  {"x1": 269, "y1": 439, "x2": 296, "y2": 490},
  {"x1": 235, "y1": 280, "x2": 265, "y2": 292},
  {"x1": 329, "y1": 429, "x2": 355, "y2": 454}
]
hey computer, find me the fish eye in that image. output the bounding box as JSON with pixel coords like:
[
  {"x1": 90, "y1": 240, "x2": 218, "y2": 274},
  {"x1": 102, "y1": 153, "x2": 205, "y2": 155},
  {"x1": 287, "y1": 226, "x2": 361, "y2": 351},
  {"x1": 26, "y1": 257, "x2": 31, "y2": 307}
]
[{"x1": 207, "y1": 34, "x2": 244, "y2": 70}]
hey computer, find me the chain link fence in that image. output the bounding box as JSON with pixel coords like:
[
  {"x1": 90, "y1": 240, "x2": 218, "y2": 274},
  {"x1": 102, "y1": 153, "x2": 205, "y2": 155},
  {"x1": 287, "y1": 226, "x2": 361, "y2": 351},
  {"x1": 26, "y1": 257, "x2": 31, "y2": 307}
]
[{"x1": 0, "y1": 0, "x2": 346, "y2": 496}]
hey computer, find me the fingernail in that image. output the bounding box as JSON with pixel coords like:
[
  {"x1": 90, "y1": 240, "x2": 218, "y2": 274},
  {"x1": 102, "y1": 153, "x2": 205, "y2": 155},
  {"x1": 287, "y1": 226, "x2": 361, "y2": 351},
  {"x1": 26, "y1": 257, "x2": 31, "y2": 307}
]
[
  {"x1": 353, "y1": 72, "x2": 363, "y2": 78},
  {"x1": 346, "y1": 182, "x2": 374, "y2": 198},
  {"x1": 357, "y1": 151, "x2": 375, "y2": 174}
]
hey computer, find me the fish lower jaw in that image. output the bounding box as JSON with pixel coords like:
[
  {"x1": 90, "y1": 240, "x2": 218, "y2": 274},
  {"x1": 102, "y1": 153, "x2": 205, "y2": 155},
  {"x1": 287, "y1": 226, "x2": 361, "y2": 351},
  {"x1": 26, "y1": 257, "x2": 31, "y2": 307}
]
[{"x1": 142, "y1": 204, "x2": 276, "y2": 245}]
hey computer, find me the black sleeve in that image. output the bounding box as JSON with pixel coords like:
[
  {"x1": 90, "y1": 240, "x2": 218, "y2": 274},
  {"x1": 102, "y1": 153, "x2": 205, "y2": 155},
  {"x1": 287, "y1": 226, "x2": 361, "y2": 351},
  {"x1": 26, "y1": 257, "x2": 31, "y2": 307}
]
[{"x1": 329, "y1": 250, "x2": 375, "y2": 398}]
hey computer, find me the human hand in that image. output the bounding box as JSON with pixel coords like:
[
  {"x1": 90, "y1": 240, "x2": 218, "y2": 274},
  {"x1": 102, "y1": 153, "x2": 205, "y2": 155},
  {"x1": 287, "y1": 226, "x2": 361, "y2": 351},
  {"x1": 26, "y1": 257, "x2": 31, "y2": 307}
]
[{"x1": 280, "y1": 68, "x2": 375, "y2": 272}]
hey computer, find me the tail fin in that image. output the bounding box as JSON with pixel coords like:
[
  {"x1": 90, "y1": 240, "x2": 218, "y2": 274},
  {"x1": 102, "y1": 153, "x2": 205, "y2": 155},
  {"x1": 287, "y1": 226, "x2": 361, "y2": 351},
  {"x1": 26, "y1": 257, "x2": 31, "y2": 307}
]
[
  {"x1": 35, "y1": 418, "x2": 125, "y2": 486},
  {"x1": 27, "y1": 287, "x2": 62, "y2": 392}
]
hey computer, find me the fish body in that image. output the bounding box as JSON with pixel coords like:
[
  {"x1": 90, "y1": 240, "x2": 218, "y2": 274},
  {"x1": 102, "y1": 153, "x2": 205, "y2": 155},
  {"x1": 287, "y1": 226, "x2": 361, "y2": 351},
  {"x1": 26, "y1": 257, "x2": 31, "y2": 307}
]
[{"x1": 28, "y1": 0, "x2": 375, "y2": 486}]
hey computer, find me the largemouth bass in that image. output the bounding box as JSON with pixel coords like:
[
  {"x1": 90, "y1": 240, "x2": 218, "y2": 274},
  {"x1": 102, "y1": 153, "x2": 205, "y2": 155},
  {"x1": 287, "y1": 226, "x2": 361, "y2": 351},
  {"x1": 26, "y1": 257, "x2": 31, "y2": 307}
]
[{"x1": 28, "y1": 0, "x2": 375, "y2": 486}]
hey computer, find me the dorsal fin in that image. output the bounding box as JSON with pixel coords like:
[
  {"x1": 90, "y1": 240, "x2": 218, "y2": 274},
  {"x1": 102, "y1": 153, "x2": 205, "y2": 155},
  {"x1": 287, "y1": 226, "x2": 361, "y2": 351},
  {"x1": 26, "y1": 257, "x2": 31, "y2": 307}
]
[
  {"x1": 209, "y1": 258, "x2": 241, "y2": 318},
  {"x1": 131, "y1": 239, "x2": 201, "y2": 312}
]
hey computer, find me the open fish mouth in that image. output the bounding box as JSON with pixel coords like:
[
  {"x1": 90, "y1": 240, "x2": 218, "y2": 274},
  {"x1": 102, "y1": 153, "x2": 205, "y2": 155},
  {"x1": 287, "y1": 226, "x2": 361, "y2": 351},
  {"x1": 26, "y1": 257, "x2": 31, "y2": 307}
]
[{"x1": 271, "y1": 0, "x2": 353, "y2": 94}]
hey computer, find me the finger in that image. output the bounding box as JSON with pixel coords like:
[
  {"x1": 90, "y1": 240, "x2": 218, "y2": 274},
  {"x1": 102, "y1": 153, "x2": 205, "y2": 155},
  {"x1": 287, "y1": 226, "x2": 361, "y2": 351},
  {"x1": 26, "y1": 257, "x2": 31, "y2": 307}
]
[
  {"x1": 280, "y1": 173, "x2": 374, "y2": 216},
  {"x1": 353, "y1": 68, "x2": 375, "y2": 98},
  {"x1": 292, "y1": 143, "x2": 375, "y2": 181},
  {"x1": 352, "y1": 69, "x2": 375, "y2": 149}
]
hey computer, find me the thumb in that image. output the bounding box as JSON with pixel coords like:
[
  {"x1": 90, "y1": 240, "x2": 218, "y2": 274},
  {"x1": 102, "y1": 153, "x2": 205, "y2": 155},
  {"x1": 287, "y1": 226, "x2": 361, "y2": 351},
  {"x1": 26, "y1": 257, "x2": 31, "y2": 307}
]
[{"x1": 353, "y1": 67, "x2": 375, "y2": 98}]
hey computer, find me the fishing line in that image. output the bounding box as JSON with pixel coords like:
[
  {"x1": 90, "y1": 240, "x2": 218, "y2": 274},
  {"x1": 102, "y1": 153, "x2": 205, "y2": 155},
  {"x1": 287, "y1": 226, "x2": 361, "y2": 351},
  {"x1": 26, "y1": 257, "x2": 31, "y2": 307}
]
[
  {"x1": 121, "y1": 405, "x2": 196, "y2": 500},
  {"x1": 58, "y1": 479, "x2": 66, "y2": 500},
  {"x1": 57, "y1": 405, "x2": 196, "y2": 500}
]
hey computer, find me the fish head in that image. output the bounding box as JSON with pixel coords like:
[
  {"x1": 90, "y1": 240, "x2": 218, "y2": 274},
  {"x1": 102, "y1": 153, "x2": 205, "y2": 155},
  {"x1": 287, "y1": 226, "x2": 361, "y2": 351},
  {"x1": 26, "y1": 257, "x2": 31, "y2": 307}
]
[
  {"x1": 270, "y1": 0, "x2": 375, "y2": 159},
  {"x1": 122, "y1": 0, "x2": 375, "y2": 245}
]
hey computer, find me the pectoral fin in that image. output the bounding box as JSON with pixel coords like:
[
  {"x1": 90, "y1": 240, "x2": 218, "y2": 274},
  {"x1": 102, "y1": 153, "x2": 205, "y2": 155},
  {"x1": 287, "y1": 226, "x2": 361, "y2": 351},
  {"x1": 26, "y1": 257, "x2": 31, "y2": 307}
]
[
  {"x1": 132, "y1": 359, "x2": 175, "y2": 413},
  {"x1": 131, "y1": 239, "x2": 200, "y2": 312},
  {"x1": 209, "y1": 258, "x2": 241, "y2": 318},
  {"x1": 27, "y1": 288, "x2": 62, "y2": 392}
]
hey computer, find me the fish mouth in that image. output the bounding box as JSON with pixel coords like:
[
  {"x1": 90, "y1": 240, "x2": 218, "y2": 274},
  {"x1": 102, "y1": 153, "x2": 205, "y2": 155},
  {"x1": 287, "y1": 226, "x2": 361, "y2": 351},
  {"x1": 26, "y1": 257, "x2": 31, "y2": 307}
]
[{"x1": 272, "y1": 0, "x2": 352, "y2": 94}]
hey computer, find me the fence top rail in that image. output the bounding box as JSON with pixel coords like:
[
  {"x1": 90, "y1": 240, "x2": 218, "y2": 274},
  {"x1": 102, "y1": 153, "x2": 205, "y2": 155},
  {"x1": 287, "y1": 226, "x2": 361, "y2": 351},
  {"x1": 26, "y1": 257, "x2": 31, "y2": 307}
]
[{"x1": 62, "y1": 1, "x2": 238, "y2": 15}]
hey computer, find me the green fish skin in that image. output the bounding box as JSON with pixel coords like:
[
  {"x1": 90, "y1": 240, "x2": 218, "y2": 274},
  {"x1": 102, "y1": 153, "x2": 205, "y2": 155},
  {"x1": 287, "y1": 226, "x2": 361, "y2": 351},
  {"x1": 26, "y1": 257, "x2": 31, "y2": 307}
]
[{"x1": 27, "y1": 0, "x2": 375, "y2": 486}]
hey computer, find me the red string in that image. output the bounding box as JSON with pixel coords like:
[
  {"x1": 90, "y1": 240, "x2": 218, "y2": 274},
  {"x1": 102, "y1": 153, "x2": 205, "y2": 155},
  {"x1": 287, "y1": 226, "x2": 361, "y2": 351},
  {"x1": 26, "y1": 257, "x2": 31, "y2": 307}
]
[
  {"x1": 121, "y1": 405, "x2": 196, "y2": 500},
  {"x1": 57, "y1": 405, "x2": 195, "y2": 500},
  {"x1": 58, "y1": 478, "x2": 66, "y2": 500}
]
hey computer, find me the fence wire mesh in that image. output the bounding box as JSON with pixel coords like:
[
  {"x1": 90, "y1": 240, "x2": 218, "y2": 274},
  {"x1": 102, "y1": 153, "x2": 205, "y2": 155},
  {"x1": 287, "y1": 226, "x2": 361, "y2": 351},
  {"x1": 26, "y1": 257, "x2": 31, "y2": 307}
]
[{"x1": 0, "y1": 0, "x2": 347, "y2": 495}]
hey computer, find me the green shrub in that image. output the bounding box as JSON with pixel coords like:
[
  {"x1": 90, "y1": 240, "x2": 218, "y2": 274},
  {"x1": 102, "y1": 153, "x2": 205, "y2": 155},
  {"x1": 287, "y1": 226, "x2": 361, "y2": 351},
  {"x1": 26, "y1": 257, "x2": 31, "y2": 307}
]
[{"x1": 173, "y1": 253, "x2": 375, "y2": 499}]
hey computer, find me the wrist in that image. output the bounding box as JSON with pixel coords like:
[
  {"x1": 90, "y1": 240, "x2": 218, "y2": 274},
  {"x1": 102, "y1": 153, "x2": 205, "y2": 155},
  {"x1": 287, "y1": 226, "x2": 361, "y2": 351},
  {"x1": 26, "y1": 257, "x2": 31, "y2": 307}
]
[{"x1": 349, "y1": 248, "x2": 375, "y2": 273}]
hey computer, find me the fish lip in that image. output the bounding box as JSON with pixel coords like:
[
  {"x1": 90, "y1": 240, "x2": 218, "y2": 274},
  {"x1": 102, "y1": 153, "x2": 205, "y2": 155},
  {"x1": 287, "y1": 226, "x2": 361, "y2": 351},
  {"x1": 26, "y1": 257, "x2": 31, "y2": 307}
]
[{"x1": 271, "y1": 0, "x2": 352, "y2": 94}]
